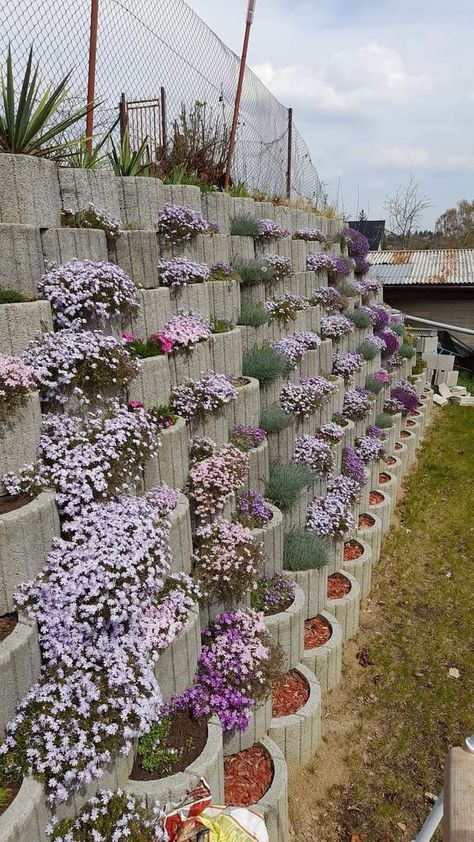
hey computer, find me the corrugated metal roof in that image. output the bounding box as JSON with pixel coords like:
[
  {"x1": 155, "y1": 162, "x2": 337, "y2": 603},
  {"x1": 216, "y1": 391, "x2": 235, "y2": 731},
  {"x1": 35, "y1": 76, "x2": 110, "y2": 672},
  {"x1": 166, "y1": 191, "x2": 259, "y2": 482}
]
[{"x1": 368, "y1": 249, "x2": 474, "y2": 286}]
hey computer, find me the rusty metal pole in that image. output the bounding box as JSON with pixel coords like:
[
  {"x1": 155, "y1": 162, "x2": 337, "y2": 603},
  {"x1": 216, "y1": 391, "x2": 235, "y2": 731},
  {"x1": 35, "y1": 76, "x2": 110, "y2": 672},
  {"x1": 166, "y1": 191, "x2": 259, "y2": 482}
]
[
  {"x1": 85, "y1": 0, "x2": 99, "y2": 153},
  {"x1": 224, "y1": 0, "x2": 256, "y2": 189},
  {"x1": 286, "y1": 107, "x2": 293, "y2": 199}
]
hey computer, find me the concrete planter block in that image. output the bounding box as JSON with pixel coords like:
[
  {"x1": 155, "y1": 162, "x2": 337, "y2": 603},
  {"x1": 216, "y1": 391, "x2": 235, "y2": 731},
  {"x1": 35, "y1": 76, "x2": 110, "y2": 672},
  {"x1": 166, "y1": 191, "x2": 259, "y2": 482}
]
[
  {"x1": 383, "y1": 423, "x2": 398, "y2": 454},
  {"x1": 399, "y1": 430, "x2": 416, "y2": 467},
  {"x1": 108, "y1": 230, "x2": 160, "y2": 289},
  {"x1": 159, "y1": 234, "x2": 208, "y2": 263},
  {"x1": 354, "y1": 417, "x2": 368, "y2": 440},
  {"x1": 323, "y1": 536, "x2": 344, "y2": 575},
  {"x1": 210, "y1": 328, "x2": 243, "y2": 379},
  {"x1": 265, "y1": 421, "x2": 296, "y2": 466},
  {"x1": 121, "y1": 288, "x2": 172, "y2": 338},
  {"x1": 124, "y1": 715, "x2": 224, "y2": 805},
  {"x1": 299, "y1": 347, "x2": 321, "y2": 380},
  {"x1": 0, "y1": 301, "x2": 53, "y2": 356},
  {"x1": 253, "y1": 736, "x2": 289, "y2": 842},
  {"x1": 0, "y1": 224, "x2": 44, "y2": 298},
  {"x1": 244, "y1": 440, "x2": 270, "y2": 494},
  {"x1": 116, "y1": 176, "x2": 164, "y2": 229},
  {"x1": 169, "y1": 494, "x2": 193, "y2": 576},
  {"x1": 308, "y1": 474, "x2": 327, "y2": 501},
  {"x1": 342, "y1": 418, "x2": 356, "y2": 449},
  {"x1": 273, "y1": 206, "x2": 292, "y2": 231},
  {"x1": 260, "y1": 377, "x2": 284, "y2": 412},
  {"x1": 290, "y1": 240, "x2": 308, "y2": 273},
  {"x1": 333, "y1": 438, "x2": 344, "y2": 474},
  {"x1": 239, "y1": 323, "x2": 269, "y2": 354},
  {"x1": 268, "y1": 664, "x2": 321, "y2": 769},
  {"x1": 0, "y1": 617, "x2": 41, "y2": 739},
  {"x1": 154, "y1": 603, "x2": 200, "y2": 703},
  {"x1": 227, "y1": 377, "x2": 261, "y2": 430},
  {"x1": 229, "y1": 197, "x2": 257, "y2": 217},
  {"x1": 54, "y1": 751, "x2": 133, "y2": 822},
  {"x1": 378, "y1": 471, "x2": 398, "y2": 515},
  {"x1": 305, "y1": 305, "x2": 321, "y2": 334},
  {"x1": 188, "y1": 406, "x2": 229, "y2": 446},
  {"x1": 201, "y1": 192, "x2": 231, "y2": 236},
  {"x1": 354, "y1": 511, "x2": 382, "y2": 566},
  {"x1": 240, "y1": 281, "x2": 266, "y2": 309},
  {"x1": 58, "y1": 168, "x2": 120, "y2": 217},
  {"x1": 256, "y1": 239, "x2": 291, "y2": 262},
  {"x1": 319, "y1": 338, "x2": 333, "y2": 375},
  {"x1": 252, "y1": 505, "x2": 284, "y2": 576},
  {"x1": 355, "y1": 469, "x2": 371, "y2": 519},
  {"x1": 0, "y1": 776, "x2": 49, "y2": 842},
  {"x1": 327, "y1": 571, "x2": 360, "y2": 640},
  {"x1": 264, "y1": 584, "x2": 305, "y2": 670},
  {"x1": 368, "y1": 458, "x2": 386, "y2": 493},
  {"x1": 41, "y1": 227, "x2": 108, "y2": 267},
  {"x1": 208, "y1": 279, "x2": 241, "y2": 324},
  {"x1": 168, "y1": 341, "x2": 212, "y2": 389},
  {"x1": 342, "y1": 538, "x2": 372, "y2": 598},
  {"x1": 0, "y1": 155, "x2": 61, "y2": 227},
  {"x1": 267, "y1": 311, "x2": 306, "y2": 343},
  {"x1": 302, "y1": 609, "x2": 343, "y2": 693},
  {"x1": 143, "y1": 417, "x2": 189, "y2": 492},
  {"x1": 289, "y1": 564, "x2": 329, "y2": 620},
  {"x1": 411, "y1": 373, "x2": 427, "y2": 398},
  {"x1": 128, "y1": 355, "x2": 171, "y2": 409},
  {"x1": 163, "y1": 184, "x2": 202, "y2": 213},
  {"x1": 296, "y1": 410, "x2": 321, "y2": 438},
  {"x1": 0, "y1": 491, "x2": 59, "y2": 615},
  {"x1": 384, "y1": 455, "x2": 403, "y2": 483},
  {"x1": 169, "y1": 282, "x2": 210, "y2": 322},
  {"x1": 223, "y1": 697, "x2": 272, "y2": 756},
  {"x1": 282, "y1": 488, "x2": 308, "y2": 534},
  {"x1": 405, "y1": 417, "x2": 422, "y2": 446},
  {"x1": 0, "y1": 391, "x2": 41, "y2": 496},
  {"x1": 199, "y1": 592, "x2": 248, "y2": 632},
  {"x1": 202, "y1": 234, "x2": 230, "y2": 266},
  {"x1": 229, "y1": 235, "x2": 256, "y2": 262},
  {"x1": 368, "y1": 490, "x2": 391, "y2": 533}
]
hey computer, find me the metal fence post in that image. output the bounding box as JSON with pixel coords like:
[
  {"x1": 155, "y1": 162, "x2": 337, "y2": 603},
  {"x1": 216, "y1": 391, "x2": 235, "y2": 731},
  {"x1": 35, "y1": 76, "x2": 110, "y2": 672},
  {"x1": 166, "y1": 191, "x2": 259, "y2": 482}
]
[
  {"x1": 86, "y1": 0, "x2": 99, "y2": 152},
  {"x1": 286, "y1": 107, "x2": 293, "y2": 199}
]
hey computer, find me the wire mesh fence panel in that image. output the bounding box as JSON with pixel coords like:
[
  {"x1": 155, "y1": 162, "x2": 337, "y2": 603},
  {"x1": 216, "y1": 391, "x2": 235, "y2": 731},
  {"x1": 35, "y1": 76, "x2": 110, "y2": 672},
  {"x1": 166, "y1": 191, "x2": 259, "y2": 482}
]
[{"x1": 0, "y1": 0, "x2": 327, "y2": 204}]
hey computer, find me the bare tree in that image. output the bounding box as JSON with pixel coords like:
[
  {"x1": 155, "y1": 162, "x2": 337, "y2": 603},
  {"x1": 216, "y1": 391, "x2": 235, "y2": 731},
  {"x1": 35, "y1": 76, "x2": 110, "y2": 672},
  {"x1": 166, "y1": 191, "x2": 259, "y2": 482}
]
[{"x1": 384, "y1": 175, "x2": 432, "y2": 248}]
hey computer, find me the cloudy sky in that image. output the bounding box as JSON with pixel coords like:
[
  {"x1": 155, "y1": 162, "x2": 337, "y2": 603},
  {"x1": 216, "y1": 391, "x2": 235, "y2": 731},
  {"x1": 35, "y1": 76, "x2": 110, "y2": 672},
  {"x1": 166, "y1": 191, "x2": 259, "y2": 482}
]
[{"x1": 187, "y1": 0, "x2": 473, "y2": 227}]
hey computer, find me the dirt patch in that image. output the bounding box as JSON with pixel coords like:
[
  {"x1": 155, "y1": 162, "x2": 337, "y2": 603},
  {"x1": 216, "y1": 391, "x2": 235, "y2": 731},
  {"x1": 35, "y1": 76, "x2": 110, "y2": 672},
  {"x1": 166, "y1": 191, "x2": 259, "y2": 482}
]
[
  {"x1": 369, "y1": 491, "x2": 384, "y2": 504},
  {"x1": 378, "y1": 472, "x2": 390, "y2": 484},
  {"x1": 130, "y1": 710, "x2": 207, "y2": 781},
  {"x1": 224, "y1": 744, "x2": 273, "y2": 806},
  {"x1": 358, "y1": 514, "x2": 375, "y2": 528},
  {"x1": 0, "y1": 779, "x2": 22, "y2": 817},
  {"x1": 272, "y1": 669, "x2": 310, "y2": 717},
  {"x1": 0, "y1": 493, "x2": 32, "y2": 515},
  {"x1": 0, "y1": 612, "x2": 18, "y2": 643},
  {"x1": 262, "y1": 595, "x2": 293, "y2": 617}
]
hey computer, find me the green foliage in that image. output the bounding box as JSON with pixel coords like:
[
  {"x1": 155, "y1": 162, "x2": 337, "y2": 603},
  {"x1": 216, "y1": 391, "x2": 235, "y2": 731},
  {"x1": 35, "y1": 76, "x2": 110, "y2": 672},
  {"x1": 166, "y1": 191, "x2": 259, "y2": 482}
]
[
  {"x1": 0, "y1": 289, "x2": 29, "y2": 303},
  {"x1": 457, "y1": 370, "x2": 474, "y2": 394},
  {"x1": 399, "y1": 342, "x2": 416, "y2": 359},
  {"x1": 126, "y1": 337, "x2": 164, "y2": 358},
  {"x1": 0, "y1": 46, "x2": 88, "y2": 155},
  {"x1": 65, "y1": 127, "x2": 111, "y2": 169},
  {"x1": 108, "y1": 128, "x2": 150, "y2": 176},
  {"x1": 243, "y1": 346, "x2": 289, "y2": 386},
  {"x1": 238, "y1": 303, "x2": 269, "y2": 327},
  {"x1": 390, "y1": 321, "x2": 406, "y2": 337},
  {"x1": 234, "y1": 257, "x2": 274, "y2": 287},
  {"x1": 0, "y1": 786, "x2": 9, "y2": 808},
  {"x1": 411, "y1": 355, "x2": 427, "y2": 375},
  {"x1": 163, "y1": 162, "x2": 202, "y2": 186},
  {"x1": 339, "y1": 279, "x2": 361, "y2": 297},
  {"x1": 226, "y1": 180, "x2": 251, "y2": 197},
  {"x1": 260, "y1": 404, "x2": 292, "y2": 432},
  {"x1": 358, "y1": 339, "x2": 379, "y2": 361},
  {"x1": 137, "y1": 718, "x2": 183, "y2": 775},
  {"x1": 375, "y1": 412, "x2": 394, "y2": 429},
  {"x1": 283, "y1": 527, "x2": 327, "y2": 571},
  {"x1": 265, "y1": 462, "x2": 313, "y2": 510},
  {"x1": 211, "y1": 317, "x2": 234, "y2": 334},
  {"x1": 347, "y1": 308, "x2": 373, "y2": 328},
  {"x1": 365, "y1": 374, "x2": 384, "y2": 395},
  {"x1": 156, "y1": 101, "x2": 229, "y2": 188},
  {"x1": 230, "y1": 215, "x2": 260, "y2": 237}
]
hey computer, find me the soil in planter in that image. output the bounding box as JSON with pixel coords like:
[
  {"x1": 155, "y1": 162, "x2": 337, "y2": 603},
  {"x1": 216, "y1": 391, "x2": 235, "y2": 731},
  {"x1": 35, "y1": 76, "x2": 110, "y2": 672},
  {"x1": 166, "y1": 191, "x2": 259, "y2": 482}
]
[
  {"x1": 272, "y1": 669, "x2": 310, "y2": 717},
  {"x1": 386, "y1": 457, "x2": 396, "y2": 466},
  {"x1": 234, "y1": 377, "x2": 251, "y2": 387},
  {"x1": 378, "y1": 472, "x2": 390, "y2": 484},
  {"x1": 224, "y1": 745, "x2": 273, "y2": 807},
  {"x1": 130, "y1": 710, "x2": 207, "y2": 782},
  {"x1": 344, "y1": 540, "x2": 364, "y2": 561},
  {"x1": 369, "y1": 491, "x2": 385, "y2": 505},
  {"x1": 0, "y1": 779, "x2": 22, "y2": 818},
  {"x1": 304, "y1": 615, "x2": 332, "y2": 649},
  {"x1": 400, "y1": 431, "x2": 410, "y2": 439},
  {"x1": 260, "y1": 595, "x2": 293, "y2": 617},
  {"x1": 395, "y1": 443, "x2": 402, "y2": 451},
  {"x1": 358, "y1": 513, "x2": 375, "y2": 528},
  {"x1": 0, "y1": 493, "x2": 32, "y2": 515},
  {"x1": 0, "y1": 612, "x2": 18, "y2": 643},
  {"x1": 406, "y1": 420, "x2": 416, "y2": 427},
  {"x1": 327, "y1": 573, "x2": 351, "y2": 600}
]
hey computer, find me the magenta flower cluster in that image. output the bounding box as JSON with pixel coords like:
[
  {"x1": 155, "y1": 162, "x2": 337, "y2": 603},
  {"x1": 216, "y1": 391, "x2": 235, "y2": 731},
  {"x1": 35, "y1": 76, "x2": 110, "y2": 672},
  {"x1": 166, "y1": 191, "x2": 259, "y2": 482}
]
[
  {"x1": 170, "y1": 371, "x2": 237, "y2": 419},
  {"x1": 158, "y1": 256, "x2": 210, "y2": 287},
  {"x1": 157, "y1": 203, "x2": 218, "y2": 243},
  {"x1": 0, "y1": 354, "x2": 37, "y2": 411},
  {"x1": 294, "y1": 434, "x2": 334, "y2": 474},
  {"x1": 320, "y1": 314, "x2": 355, "y2": 340},
  {"x1": 160, "y1": 311, "x2": 211, "y2": 350},
  {"x1": 378, "y1": 327, "x2": 400, "y2": 357},
  {"x1": 273, "y1": 331, "x2": 320, "y2": 368}
]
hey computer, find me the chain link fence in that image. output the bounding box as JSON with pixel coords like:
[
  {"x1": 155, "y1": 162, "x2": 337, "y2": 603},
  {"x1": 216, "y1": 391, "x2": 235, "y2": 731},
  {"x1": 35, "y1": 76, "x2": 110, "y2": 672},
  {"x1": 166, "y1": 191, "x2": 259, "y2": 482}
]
[{"x1": 0, "y1": 0, "x2": 327, "y2": 205}]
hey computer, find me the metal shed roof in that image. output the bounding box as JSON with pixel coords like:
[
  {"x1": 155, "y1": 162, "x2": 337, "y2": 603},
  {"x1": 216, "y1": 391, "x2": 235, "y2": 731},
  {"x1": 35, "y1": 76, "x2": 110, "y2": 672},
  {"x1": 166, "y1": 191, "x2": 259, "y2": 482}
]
[{"x1": 368, "y1": 249, "x2": 474, "y2": 286}]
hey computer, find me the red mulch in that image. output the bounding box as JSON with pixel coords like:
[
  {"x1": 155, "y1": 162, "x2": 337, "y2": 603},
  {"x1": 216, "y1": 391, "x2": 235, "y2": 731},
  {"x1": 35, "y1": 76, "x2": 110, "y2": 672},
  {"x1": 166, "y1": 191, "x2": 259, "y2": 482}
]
[
  {"x1": 272, "y1": 669, "x2": 310, "y2": 717},
  {"x1": 327, "y1": 573, "x2": 351, "y2": 599},
  {"x1": 378, "y1": 472, "x2": 390, "y2": 484},
  {"x1": 344, "y1": 540, "x2": 363, "y2": 561},
  {"x1": 0, "y1": 612, "x2": 18, "y2": 644},
  {"x1": 395, "y1": 443, "x2": 402, "y2": 450},
  {"x1": 224, "y1": 745, "x2": 273, "y2": 806},
  {"x1": 400, "y1": 431, "x2": 410, "y2": 439},
  {"x1": 304, "y1": 615, "x2": 332, "y2": 649},
  {"x1": 386, "y1": 457, "x2": 396, "y2": 465},
  {"x1": 369, "y1": 491, "x2": 385, "y2": 504},
  {"x1": 0, "y1": 493, "x2": 32, "y2": 516},
  {"x1": 358, "y1": 513, "x2": 375, "y2": 528}
]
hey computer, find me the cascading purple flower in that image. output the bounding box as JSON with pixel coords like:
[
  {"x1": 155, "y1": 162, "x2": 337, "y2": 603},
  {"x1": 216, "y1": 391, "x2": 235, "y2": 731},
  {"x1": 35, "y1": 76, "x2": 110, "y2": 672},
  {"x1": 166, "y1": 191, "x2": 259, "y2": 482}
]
[
  {"x1": 341, "y1": 447, "x2": 366, "y2": 486},
  {"x1": 378, "y1": 327, "x2": 400, "y2": 357},
  {"x1": 391, "y1": 379, "x2": 420, "y2": 414},
  {"x1": 370, "y1": 305, "x2": 391, "y2": 331}
]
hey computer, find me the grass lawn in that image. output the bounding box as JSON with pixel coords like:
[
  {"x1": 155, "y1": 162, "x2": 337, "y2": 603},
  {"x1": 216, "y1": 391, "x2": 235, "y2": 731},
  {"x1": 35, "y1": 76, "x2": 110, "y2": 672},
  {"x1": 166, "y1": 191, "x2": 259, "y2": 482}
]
[{"x1": 289, "y1": 405, "x2": 474, "y2": 842}]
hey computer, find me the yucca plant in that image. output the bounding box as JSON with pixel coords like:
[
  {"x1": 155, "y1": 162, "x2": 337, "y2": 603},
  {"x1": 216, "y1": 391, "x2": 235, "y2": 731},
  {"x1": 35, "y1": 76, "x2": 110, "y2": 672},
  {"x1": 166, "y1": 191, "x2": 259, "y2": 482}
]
[
  {"x1": 108, "y1": 128, "x2": 150, "y2": 176},
  {"x1": 66, "y1": 127, "x2": 113, "y2": 169},
  {"x1": 283, "y1": 527, "x2": 327, "y2": 571},
  {"x1": 0, "y1": 46, "x2": 89, "y2": 156}
]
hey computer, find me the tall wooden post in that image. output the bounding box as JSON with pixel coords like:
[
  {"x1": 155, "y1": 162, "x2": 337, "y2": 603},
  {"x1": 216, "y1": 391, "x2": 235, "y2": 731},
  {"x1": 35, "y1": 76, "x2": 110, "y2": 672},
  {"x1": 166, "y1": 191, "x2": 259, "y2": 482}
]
[{"x1": 224, "y1": 0, "x2": 256, "y2": 189}]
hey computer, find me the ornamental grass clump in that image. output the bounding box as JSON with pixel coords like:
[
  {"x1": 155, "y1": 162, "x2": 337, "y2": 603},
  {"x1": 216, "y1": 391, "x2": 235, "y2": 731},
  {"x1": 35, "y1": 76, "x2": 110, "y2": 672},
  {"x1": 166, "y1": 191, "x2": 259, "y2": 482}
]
[
  {"x1": 332, "y1": 351, "x2": 364, "y2": 383},
  {"x1": 61, "y1": 204, "x2": 122, "y2": 241},
  {"x1": 230, "y1": 424, "x2": 267, "y2": 452},
  {"x1": 320, "y1": 313, "x2": 355, "y2": 340},
  {"x1": 188, "y1": 442, "x2": 249, "y2": 518},
  {"x1": 210, "y1": 317, "x2": 234, "y2": 334},
  {"x1": 251, "y1": 571, "x2": 296, "y2": 613},
  {"x1": 233, "y1": 257, "x2": 273, "y2": 287},
  {"x1": 265, "y1": 462, "x2": 313, "y2": 510},
  {"x1": 391, "y1": 379, "x2": 419, "y2": 414},
  {"x1": 265, "y1": 292, "x2": 309, "y2": 323},
  {"x1": 375, "y1": 411, "x2": 394, "y2": 429},
  {"x1": 157, "y1": 203, "x2": 217, "y2": 243},
  {"x1": 170, "y1": 372, "x2": 237, "y2": 419},
  {"x1": 279, "y1": 376, "x2": 334, "y2": 417},
  {"x1": 242, "y1": 345, "x2": 289, "y2": 386},
  {"x1": 347, "y1": 306, "x2": 375, "y2": 329},
  {"x1": 230, "y1": 214, "x2": 260, "y2": 237},
  {"x1": 365, "y1": 369, "x2": 389, "y2": 394},
  {"x1": 238, "y1": 302, "x2": 269, "y2": 327},
  {"x1": 399, "y1": 341, "x2": 416, "y2": 359},
  {"x1": 158, "y1": 256, "x2": 210, "y2": 287},
  {"x1": 310, "y1": 286, "x2": 345, "y2": 312},
  {"x1": 260, "y1": 403, "x2": 292, "y2": 433},
  {"x1": 283, "y1": 527, "x2": 328, "y2": 571},
  {"x1": 177, "y1": 610, "x2": 284, "y2": 732},
  {"x1": 342, "y1": 388, "x2": 372, "y2": 421},
  {"x1": 22, "y1": 329, "x2": 139, "y2": 406},
  {"x1": 234, "y1": 490, "x2": 273, "y2": 529},
  {"x1": 0, "y1": 355, "x2": 37, "y2": 418},
  {"x1": 123, "y1": 332, "x2": 173, "y2": 357},
  {"x1": 294, "y1": 434, "x2": 334, "y2": 474},
  {"x1": 49, "y1": 789, "x2": 165, "y2": 842},
  {"x1": 390, "y1": 320, "x2": 406, "y2": 337},
  {"x1": 193, "y1": 520, "x2": 262, "y2": 601},
  {"x1": 2, "y1": 404, "x2": 160, "y2": 519},
  {"x1": 39, "y1": 259, "x2": 138, "y2": 330},
  {"x1": 273, "y1": 332, "x2": 320, "y2": 369},
  {"x1": 357, "y1": 334, "x2": 385, "y2": 360}
]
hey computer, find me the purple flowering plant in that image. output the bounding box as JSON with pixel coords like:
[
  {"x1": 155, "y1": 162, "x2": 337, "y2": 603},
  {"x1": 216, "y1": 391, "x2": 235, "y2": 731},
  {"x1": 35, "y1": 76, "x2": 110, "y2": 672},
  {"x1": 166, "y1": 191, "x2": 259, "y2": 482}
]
[
  {"x1": 391, "y1": 379, "x2": 419, "y2": 414},
  {"x1": 188, "y1": 442, "x2": 249, "y2": 518},
  {"x1": 294, "y1": 434, "x2": 334, "y2": 474},
  {"x1": 279, "y1": 376, "x2": 334, "y2": 417},
  {"x1": 257, "y1": 219, "x2": 290, "y2": 240},
  {"x1": 307, "y1": 492, "x2": 355, "y2": 537},
  {"x1": 264, "y1": 292, "x2": 309, "y2": 323},
  {"x1": 158, "y1": 257, "x2": 210, "y2": 287},
  {"x1": 233, "y1": 491, "x2": 273, "y2": 529},
  {"x1": 316, "y1": 422, "x2": 345, "y2": 444},
  {"x1": 193, "y1": 521, "x2": 263, "y2": 601},
  {"x1": 341, "y1": 447, "x2": 367, "y2": 487},
  {"x1": 170, "y1": 371, "x2": 237, "y2": 419},
  {"x1": 0, "y1": 355, "x2": 37, "y2": 417},
  {"x1": 342, "y1": 388, "x2": 372, "y2": 421},
  {"x1": 157, "y1": 203, "x2": 218, "y2": 243},
  {"x1": 230, "y1": 424, "x2": 267, "y2": 452},
  {"x1": 250, "y1": 572, "x2": 296, "y2": 614},
  {"x1": 272, "y1": 331, "x2": 320, "y2": 368},
  {"x1": 355, "y1": 435, "x2": 386, "y2": 463},
  {"x1": 332, "y1": 351, "x2": 364, "y2": 383},
  {"x1": 310, "y1": 286, "x2": 345, "y2": 313}
]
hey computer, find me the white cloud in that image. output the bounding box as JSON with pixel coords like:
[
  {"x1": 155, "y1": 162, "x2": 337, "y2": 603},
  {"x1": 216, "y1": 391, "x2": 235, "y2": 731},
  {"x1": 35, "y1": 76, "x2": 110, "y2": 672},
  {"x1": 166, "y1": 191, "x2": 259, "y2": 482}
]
[{"x1": 379, "y1": 147, "x2": 431, "y2": 168}]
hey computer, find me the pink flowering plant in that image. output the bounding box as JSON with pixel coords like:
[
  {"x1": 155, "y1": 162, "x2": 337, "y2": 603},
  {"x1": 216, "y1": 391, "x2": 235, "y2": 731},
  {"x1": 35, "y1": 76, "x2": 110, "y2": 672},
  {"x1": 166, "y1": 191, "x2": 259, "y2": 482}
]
[
  {"x1": 230, "y1": 425, "x2": 267, "y2": 452},
  {"x1": 0, "y1": 355, "x2": 37, "y2": 418},
  {"x1": 61, "y1": 203, "x2": 122, "y2": 241},
  {"x1": 294, "y1": 434, "x2": 334, "y2": 474},
  {"x1": 257, "y1": 219, "x2": 290, "y2": 240},
  {"x1": 250, "y1": 571, "x2": 296, "y2": 614},
  {"x1": 123, "y1": 331, "x2": 174, "y2": 357},
  {"x1": 158, "y1": 256, "x2": 210, "y2": 287},
  {"x1": 39, "y1": 259, "x2": 138, "y2": 330},
  {"x1": 193, "y1": 521, "x2": 263, "y2": 601},
  {"x1": 22, "y1": 329, "x2": 139, "y2": 407},
  {"x1": 233, "y1": 491, "x2": 273, "y2": 529},
  {"x1": 272, "y1": 332, "x2": 320, "y2": 369},
  {"x1": 279, "y1": 376, "x2": 334, "y2": 417},
  {"x1": 170, "y1": 371, "x2": 237, "y2": 419},
  {"x1": 320, "y1": 314, "x2": 355, "y2": 341},
  {"x1": 332, "y1": 351, "x2": 364, "y2": 383},
  {"x1": 265, "y1": 292, "x2": 309, "y2": 323},
  {"x1": 157, "y1": 203, "x2": 218, "y2": 243},
  {"x1": 159, "y1": 311, "x2": 211, "y2": 350},
  {"x1": 188, "y1": 442, "x2": 249, "y2": 518}
]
